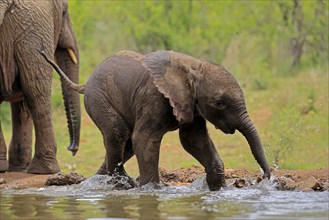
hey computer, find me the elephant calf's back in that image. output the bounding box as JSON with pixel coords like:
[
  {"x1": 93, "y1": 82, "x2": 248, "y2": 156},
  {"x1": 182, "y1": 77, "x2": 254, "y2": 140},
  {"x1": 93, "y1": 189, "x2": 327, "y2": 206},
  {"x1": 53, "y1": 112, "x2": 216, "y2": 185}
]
[{"x1": 84, "y1": 53, "x2": 155, "y2": 122}]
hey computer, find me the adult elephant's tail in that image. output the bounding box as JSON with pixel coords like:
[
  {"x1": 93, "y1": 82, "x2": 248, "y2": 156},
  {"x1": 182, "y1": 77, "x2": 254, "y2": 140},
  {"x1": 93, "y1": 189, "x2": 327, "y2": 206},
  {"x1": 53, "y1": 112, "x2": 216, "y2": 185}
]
[{"x1": 39, "y1": 49, "x2": 85, "y2": 94}]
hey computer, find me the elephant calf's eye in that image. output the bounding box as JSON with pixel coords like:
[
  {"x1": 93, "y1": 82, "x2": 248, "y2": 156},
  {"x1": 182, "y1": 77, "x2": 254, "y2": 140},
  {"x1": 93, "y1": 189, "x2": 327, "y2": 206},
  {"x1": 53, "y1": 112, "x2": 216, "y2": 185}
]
[{"x1": 214, "y1": 100, "x2": 226, "y2": 110}]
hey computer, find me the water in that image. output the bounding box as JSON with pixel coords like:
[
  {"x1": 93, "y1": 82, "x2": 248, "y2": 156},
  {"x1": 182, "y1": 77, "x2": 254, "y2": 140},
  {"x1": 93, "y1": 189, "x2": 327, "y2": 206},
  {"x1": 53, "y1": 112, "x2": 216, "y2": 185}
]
[{"x1": 1, "y1": 175, "x2": 328, "y2": 220}]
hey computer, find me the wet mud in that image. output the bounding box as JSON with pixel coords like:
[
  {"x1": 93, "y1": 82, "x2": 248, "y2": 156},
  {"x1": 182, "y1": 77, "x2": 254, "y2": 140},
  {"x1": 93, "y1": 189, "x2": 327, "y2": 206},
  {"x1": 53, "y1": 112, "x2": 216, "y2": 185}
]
[
  {"x1": 159, "y1": 166, "x2": 329, "y2": 192},
  {"x1": 0, "y1": 166, "x2": 328, "y2": 192},
  {"x1": 45, "y1": 172, "x2": 86, "y2": 186}
]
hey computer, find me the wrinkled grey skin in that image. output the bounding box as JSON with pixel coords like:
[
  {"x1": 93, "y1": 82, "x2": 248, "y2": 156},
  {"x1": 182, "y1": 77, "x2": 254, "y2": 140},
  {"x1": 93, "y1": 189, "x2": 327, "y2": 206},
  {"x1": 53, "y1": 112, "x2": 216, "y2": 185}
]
[
  {"x1": 0, "y1": 0, "x2": 81, "y2": 174},
  {"x1": 41, "y1": 50, "x2": 271, "y2": 190}
]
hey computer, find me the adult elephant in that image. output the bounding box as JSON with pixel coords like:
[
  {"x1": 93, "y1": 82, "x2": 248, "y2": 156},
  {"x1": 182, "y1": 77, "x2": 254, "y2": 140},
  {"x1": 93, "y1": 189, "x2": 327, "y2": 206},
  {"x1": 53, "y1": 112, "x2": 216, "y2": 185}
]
[
  {"x1": 0, "y1": 0, "x2": 81, "y2": 174},
  {"x1": 41, "y1": 50, "x2": 271, "y2": 190}
]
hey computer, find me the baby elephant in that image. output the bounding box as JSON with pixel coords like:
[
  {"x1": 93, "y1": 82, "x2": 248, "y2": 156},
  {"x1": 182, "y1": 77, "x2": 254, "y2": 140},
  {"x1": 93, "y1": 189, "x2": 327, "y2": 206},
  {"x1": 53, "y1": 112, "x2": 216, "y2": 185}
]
[{"x1": 40, "y1": 49, "x2": 270, "y2": 190}]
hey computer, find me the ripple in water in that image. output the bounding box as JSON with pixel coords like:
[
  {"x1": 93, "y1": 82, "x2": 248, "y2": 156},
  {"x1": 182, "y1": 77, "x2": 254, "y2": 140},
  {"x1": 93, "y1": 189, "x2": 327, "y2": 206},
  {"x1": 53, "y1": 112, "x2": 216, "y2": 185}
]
[{"x1": 1, "y1": 175, "x2": 328, "y2": 220}]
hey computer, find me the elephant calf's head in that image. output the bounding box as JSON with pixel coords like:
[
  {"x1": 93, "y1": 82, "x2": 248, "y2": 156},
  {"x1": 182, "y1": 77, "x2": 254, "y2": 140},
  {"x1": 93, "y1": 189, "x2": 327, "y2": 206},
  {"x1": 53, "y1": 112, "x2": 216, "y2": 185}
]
[
  {"x1": 143, "y1": 51, "x2": 245, "y2": 133},
  {"x1": 143, "y1": 50, "x2": 271, "y2": 179},
  {"x1": 193, "y1": 63, "x2": 247, "y2": 134}
]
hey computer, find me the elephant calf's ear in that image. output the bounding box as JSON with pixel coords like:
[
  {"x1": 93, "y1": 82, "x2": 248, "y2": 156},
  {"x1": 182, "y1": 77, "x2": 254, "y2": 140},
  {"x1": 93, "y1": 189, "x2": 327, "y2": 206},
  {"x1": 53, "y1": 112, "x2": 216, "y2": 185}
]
[{"x1": 142, "y1": 51, "x2": 195, "y2": 124}]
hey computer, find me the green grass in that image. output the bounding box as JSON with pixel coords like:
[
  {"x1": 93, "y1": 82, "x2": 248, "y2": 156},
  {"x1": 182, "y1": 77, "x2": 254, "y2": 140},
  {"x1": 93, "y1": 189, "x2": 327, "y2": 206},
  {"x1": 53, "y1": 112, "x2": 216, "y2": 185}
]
[{"x1": 1, "y1": 69, "x2": 328, "y2": 177}]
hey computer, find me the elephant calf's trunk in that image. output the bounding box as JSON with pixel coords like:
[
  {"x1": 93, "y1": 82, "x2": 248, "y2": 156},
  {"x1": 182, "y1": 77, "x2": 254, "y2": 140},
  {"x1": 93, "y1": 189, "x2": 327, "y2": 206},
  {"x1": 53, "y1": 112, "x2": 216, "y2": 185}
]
[{"x1": 239, "y1": 114, "x2": 271, "y2": 179}]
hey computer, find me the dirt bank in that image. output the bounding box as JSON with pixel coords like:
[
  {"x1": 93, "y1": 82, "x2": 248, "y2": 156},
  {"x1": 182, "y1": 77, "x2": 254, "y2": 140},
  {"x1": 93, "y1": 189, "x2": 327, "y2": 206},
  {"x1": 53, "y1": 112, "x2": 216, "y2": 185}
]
[
  {"x1": 159, "y1": 166, "x2": 329, "y2": 191},
  {"x1": 0, "y1": 166, "x2": 328, "y2": 192}
]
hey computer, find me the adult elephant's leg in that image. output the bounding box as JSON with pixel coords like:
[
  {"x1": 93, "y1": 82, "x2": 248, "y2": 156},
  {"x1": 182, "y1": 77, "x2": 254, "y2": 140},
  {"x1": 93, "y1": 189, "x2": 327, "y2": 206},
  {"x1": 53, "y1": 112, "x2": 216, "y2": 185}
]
[
  {"x1": 0, "y1": 121, "x2": 8, "y2": 172},
  {"x1": 179, "y1": 116, "x2": 226, "y2": 191},
  {"x1": 8, "y1": 100, "x2": 33, "y2": 172},
  {"x1": 17, "y1": 51, "x2": 60, "y2": 174},
  {"x1": 25, "y1": 73, "x2": 60, "y2": 173}
]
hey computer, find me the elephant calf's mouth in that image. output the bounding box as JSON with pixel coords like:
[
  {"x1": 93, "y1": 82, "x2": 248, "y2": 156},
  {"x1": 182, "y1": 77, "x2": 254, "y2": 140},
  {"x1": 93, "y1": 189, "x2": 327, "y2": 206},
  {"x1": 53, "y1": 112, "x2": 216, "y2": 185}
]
[{"x1": 215, "y1": 126, "x2": 235, "y2": 134}]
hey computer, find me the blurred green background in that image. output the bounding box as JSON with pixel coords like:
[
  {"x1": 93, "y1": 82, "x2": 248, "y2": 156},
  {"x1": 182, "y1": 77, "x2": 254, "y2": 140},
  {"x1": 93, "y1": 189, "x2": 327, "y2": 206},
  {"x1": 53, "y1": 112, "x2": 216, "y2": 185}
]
[{"x1": 1, "y1": 0, "x2": 328, "y2": 177}]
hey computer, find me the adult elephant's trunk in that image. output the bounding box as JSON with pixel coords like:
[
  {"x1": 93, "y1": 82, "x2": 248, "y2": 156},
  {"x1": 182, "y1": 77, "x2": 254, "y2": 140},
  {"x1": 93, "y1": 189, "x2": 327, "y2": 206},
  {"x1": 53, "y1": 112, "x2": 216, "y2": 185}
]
[
  {"x1": 238, "y1": 112, "x2": 271, "y2": 179},
  {"x1": 55, "y1": 47, "x2": 81, "y2": 156}
]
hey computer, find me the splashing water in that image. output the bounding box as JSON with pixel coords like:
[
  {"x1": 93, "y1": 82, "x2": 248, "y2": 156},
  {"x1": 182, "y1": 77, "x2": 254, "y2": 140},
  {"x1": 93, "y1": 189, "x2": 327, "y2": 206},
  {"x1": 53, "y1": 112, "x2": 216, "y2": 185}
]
[{"x1": 1, "y1": 175, "x2": 328, "y2": 220}]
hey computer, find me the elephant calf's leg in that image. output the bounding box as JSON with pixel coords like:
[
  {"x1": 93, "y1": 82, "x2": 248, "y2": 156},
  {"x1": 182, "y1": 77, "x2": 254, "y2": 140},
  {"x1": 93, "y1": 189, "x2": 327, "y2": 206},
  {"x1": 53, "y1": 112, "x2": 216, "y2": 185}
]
[
  {"x1": 87, "y1": 100, "x2": 131, "y2": 176},
  {"x1": 103, "y1": 121, "x2": 130, "y2": 175},
  {"x1": 8, "y1": 101, "x2": 33, "y2": 172},
  {"x1": 96, "y1": 139, "x2": 134, "y2": 175},
  {"x1": 132, "y1": 128, "x2": 163, "y2": 186},
  {"x1": 96, "y1": 157, "x2": 107, "y2": 175},
  {"x1": 0, "y1": 122, "x2": 8, "y2": 172},
  {"x1": 179, "y1": 116, "x2": 226, "y2": 190}
]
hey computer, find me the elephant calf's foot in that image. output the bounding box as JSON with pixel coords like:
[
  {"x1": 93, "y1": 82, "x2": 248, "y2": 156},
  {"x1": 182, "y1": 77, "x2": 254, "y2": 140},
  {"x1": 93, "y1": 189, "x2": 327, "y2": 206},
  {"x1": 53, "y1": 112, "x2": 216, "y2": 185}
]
[
  {"x1": 206, "y1": 168, "x2": 226, "y2": 191},
  {"x1": 27, "y1": 157, "x2": 60, "y2": 174},
  {"x1": 0, "y1": 159, "x2": 8, "y2": 173},
  {"x1": 110, "y1": 163, "x2": 138, "y2": 188}
]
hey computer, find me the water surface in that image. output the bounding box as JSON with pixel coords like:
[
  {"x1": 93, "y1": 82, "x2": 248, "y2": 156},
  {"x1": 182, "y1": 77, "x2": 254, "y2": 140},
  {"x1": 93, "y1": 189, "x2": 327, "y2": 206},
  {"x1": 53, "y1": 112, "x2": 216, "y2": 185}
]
[{"x1": 1, "y1": 175, "x2": 328, "y2": 220}]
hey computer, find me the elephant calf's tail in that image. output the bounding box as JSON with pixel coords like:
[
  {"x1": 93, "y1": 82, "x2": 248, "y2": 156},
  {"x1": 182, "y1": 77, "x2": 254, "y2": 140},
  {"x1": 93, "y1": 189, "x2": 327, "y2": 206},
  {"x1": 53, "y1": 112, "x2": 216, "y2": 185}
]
[{"x1": 38, "y1": 49, "x2": 85, "y2": 94}]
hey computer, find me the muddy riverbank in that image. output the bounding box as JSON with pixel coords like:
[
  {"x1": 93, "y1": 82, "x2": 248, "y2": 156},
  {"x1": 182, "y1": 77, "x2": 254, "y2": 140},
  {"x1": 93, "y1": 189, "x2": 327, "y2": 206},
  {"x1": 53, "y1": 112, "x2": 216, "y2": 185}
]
[{"x1": 1, "y1": 166, "x2": 328, "y2": 192}]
